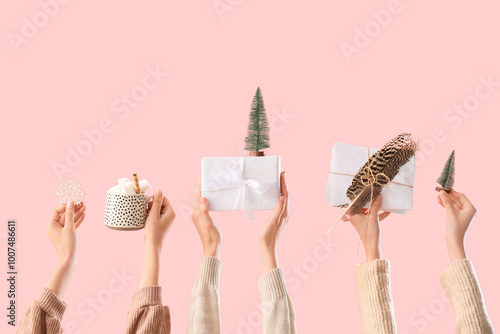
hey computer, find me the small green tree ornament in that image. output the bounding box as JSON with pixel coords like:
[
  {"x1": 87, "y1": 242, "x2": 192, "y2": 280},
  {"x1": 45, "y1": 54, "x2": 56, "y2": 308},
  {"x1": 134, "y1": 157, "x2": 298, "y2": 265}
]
[
  {"x1": 436, "y1": 150, "x2": 455, "y2": 192},
  {"x1": 244, "y1": 87, "x2": 270, "y2": 156}
]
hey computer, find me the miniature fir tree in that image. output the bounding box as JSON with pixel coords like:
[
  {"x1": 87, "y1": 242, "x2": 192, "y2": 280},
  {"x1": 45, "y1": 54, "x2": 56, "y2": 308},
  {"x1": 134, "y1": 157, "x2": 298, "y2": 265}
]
[
  {"x1": 436, "y1": 150, "x2": 455, "y2": 192},
  {"x1": 244, "y1": 87, "x2": 270, "y2": 155}
]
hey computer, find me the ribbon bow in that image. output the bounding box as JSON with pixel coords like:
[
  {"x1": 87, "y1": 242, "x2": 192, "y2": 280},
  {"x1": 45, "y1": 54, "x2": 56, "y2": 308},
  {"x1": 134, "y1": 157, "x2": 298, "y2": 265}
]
[{"x1": 204, "y1": 158, "x2": 269, "y2": 220}]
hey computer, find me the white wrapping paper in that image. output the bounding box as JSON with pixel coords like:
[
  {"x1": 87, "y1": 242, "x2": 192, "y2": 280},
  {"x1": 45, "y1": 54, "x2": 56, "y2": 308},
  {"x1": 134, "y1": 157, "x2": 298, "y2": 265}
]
[
  {"x1": 325, "y1": 143, "x2": 415, "y2": 214},
  {"x1": 201, "y1": 156, "x2": 281, "y2": 220}
]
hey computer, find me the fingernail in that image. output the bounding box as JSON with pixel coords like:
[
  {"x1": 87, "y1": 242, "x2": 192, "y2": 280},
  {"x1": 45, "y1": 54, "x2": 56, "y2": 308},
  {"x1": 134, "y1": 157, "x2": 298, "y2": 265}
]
[
  {"x1": 67, "y1": 201, "x2": 74, "y2": 208},
  {"x1": 200, "y1": 197, "x2": 207, "y2": 205},
  {"x1": 279, "y1": 196, "x2": 285, "y2": 203},
  {"x1": 156, "y1": 188, "x2": 162, "y2": 196}
]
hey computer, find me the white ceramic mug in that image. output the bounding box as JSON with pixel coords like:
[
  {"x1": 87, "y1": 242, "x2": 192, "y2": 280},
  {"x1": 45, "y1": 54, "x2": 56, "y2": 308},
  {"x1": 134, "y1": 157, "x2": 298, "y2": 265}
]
[{"x1": 104, "y1": 192, "x2": 151, "y2": 230}]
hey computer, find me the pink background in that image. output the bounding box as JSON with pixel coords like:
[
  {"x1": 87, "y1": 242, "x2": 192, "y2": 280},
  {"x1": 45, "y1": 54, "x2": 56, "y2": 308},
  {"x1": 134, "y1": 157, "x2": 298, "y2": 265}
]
[{"x1": 1, "y1": 0, "x2": 499, "y2": 333}]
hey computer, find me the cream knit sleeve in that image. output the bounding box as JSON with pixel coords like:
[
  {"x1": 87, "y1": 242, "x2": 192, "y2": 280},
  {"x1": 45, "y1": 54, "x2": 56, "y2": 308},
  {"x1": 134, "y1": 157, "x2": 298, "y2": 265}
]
[
  {"x1": 440, "y1": 258, "x2": 495, "y2": 334},
  {"x1": 354, "y1": 259, "x2": 397, "y2": 334},
  {"x1": 187, "y1": 256, "x2": 222, "y2": 334},
  {"x1": 259, "y1": 268, "x2": 296, "y2": 334},
  {"x1": 17, "y1": 288, "x2": 66, "y2": 334},
  {"x1": 126, "y1": 285, "x2": 171, "y2": 334}
]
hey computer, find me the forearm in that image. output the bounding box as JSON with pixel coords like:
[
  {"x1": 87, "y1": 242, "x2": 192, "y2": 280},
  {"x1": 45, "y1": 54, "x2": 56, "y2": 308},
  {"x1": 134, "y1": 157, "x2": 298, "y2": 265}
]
[
  {"x1": 139, "y1": 243, "x2": 161, "y2": 289},
  {"x1": 364, "y1": 235, "x2": 382, "y2": 263},
  {"x1": 446, "y1": 237, "x2": 467, "y2": 262},
  {"x1": 45, "y1": 259, "x2": 76, "y2": 300},
  {"x1": 260, "y1": 242, "x2": 278, "y2": 275}
]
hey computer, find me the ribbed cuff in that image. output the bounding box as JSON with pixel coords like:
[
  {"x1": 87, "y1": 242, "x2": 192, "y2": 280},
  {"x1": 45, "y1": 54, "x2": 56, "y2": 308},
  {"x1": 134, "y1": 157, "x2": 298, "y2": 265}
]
[
  {"x1": 440, "y1": 259, "x2": 494, "y2": 333},
  {"x1": 259, "y1": 268, "x2": 288, "y2": 301},
  {"x1": 354, "y1": 259, "x2": 396, "y2": 334},
  {"x1": 440, "y1": 258, "x2": 474, "y2": 287},
  {"x1": 355, "y1": 259, "x2": 391, "y2": 280},
  {"x1": 197, "y1": 256, "x2": 222, "y2": 286},
  {"x1": 131, "y1": 285, "x2": 163, "y2": 309},
  {"x1": 36, "y1": 288, "x2": 67, "y2": 321},
  {"x1": 440, "y1": 258, "x2": 479, "y2": 304}
]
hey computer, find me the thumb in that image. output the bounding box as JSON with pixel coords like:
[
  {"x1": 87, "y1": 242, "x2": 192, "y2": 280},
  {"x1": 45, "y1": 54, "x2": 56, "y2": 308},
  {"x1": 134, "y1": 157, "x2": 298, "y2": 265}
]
[
  {"x1": 369, "y1": 195, "x2": 383, "y2": 217},
  {"x1": 64, "y1": 201, "x2": 75, "y2": 230},
  {"x1": 151, "y1": 189, "x2": 163, "y2": 216},
  {"x1": 271, "y1": 196, "x2": 286, "y2": 222},
  {"x1": 439, "y1": 190, "x2": 454, "y2": 214},
  {"x1": 199, "y1": 197, "x2": 210, "y2": 216}
]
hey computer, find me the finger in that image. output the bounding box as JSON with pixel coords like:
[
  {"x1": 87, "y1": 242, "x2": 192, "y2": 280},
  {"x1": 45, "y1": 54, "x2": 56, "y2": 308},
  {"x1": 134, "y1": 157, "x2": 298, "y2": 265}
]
[
  {"x1": 439, "y1": 191, "x2": 455, "y2": 215},
  {"x1": 437, "y1": 194, "x2": 444, "y2": 208},
  {"x1": 74, "y1": 213, "x2": 86, "y2": 229},
  {"x1": 50, "y1": 204, "x2": 66, "y2": 222},
  {"x1": 73, "y1": 205, "x2": 86, "y2": 222},
  {"x1": 151, "y1": 189, "x2": 163, "y2": 216},
  {"x1": 360, "y1": 208, "x2": 369, "y2": 215},
  {"x1": 64, "y1": 201, "x2": 75, "y2": 230},
  {"x1": 271, "y1": 196, "x2": 286, "y2": 224},
  {"x1": 280, "y1": 172, "x2": 288, "y2": 198},
  {"x1": 449, "y1": 189, "x2": 472, "y2": 208},
  {"x1": 161, "y1": 196, "x2": 173, "y2": 215},
  {"x1": 369, "y1": 195, "x2": 383, "y2": 217},
  {"x1": 60, "y1": 204, "x2": 86, "y2": 224},
  {"x1": 199, "y1": 197, "x2": 210, "y2": 217},
  {"x1": 194, "y1": 178, "x2": 202, "y2": 210},
  {"x1": 379, "y1": 211, "x2": 391, "y2": 221}
]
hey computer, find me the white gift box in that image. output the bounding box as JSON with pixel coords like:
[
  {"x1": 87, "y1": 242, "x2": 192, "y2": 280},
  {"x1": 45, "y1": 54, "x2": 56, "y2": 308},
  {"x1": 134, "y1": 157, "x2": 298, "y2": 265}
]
[
  {"x1": 201, "y1": 156, "x2": 281, "y2": 220},
  {"x1": 325, "y1": 143, "x2": 415, "y2": 214}
]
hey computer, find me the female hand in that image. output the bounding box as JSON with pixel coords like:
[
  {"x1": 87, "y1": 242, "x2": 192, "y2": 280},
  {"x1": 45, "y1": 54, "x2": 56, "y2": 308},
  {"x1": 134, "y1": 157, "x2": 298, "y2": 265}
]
[
  {"x1": 260, "y1": 171, "x2": 289, "y2": 274},
  {"x1": 192, "y1": 180, "x2": 222, "y2": 258},
  {"x1": 345, "y1": 195, "x2": 390, "y2": 262},
  {"x1": 46, "y1": 201, "x2": 86, "y2": 265},
  {"x1": 437, "y1": 189, "x2": 477, "y2": 262},
  {"x1": 45, "y1": 201, "x2": 86, "y2": 299},
  {"x1": 139, "y1": 189, "x2": 175, "y2": 289},
  {"x1": 145, "y1": 189, "x2": 176, "y2": 251}
]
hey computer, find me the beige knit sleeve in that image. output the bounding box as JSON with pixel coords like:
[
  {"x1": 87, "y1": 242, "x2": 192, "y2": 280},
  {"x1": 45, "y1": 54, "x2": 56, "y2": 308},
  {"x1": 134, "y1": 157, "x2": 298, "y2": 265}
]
[
  {"x1": 259, "y1": 268, "x2": 296, "y2": 334},
  {"x1": 440, "y1": 258, "x2": 495, "y2": 334},
  {"x1": 17, "y1": 288, "x2": 66, "y2": 334},
  {"x1": 187, "y1": 256, "x2": 222, "y2": 334},
  {"x1": 126, "y1": 285, "x2": 171, "y2": 334},
  {"x1": 354, "y1": 259, "x2": 397, "y2": 334}
]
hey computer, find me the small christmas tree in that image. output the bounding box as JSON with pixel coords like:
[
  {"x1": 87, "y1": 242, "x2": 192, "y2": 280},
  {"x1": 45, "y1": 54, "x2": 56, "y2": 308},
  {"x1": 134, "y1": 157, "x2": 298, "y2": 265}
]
[
  {"x1": 244, "y1": 87, "x2": 270, "y2": 156},
  {"x1": 436, "y1": 150, "x2": 455, "y2": 192}
]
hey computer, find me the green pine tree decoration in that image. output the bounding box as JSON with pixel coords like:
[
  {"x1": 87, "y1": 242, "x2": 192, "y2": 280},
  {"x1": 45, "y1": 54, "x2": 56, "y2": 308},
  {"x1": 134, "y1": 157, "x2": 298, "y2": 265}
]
[
  {"x1": 436, "y1": 150, "x2": 455, "y2": 192},
  {"x1": 244, "y1": 87, "x2": 270, "y2": 156}
]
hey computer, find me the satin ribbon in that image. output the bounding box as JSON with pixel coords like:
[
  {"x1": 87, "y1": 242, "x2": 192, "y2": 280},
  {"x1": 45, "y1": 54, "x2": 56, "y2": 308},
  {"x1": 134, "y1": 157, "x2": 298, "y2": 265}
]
[{"x1": 202, "y1": 157, "x2": 269, "y2": 220}]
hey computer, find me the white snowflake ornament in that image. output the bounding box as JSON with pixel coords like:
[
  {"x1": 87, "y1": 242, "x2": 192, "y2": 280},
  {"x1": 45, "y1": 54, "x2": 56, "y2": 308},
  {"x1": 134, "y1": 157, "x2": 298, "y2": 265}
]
[{"x1": 56, "y1": 178, "x2": 86, "y2": 205}]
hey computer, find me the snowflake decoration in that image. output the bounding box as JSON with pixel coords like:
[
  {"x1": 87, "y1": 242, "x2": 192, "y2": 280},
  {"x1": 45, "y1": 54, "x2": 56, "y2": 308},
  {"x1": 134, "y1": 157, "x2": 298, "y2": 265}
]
[{"x1": 56, "y1": 178, "x2": 86, "y2": 205}]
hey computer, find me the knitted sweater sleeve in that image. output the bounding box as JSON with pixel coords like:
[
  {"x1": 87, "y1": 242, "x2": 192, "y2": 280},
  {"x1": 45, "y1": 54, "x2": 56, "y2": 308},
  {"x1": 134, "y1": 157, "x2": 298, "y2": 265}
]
[
  {"x1": 440, "y1": 258, "x2": 495, "y2": 333},
  {"x1": 126, "y1": 286, "x2": 171, "y2": 334},
  {"x1": 354, "y1": 259, "x2": 397, "y2": 334},
  {"x1": 187, "y1": 256, "x2": 222, "y2": 334},
  {"x1": 259, "y1": 268, "x2": 296, "y2": 334},
  {"x1": 17, "y1": 288, "x2": 66, "y2": 334}
]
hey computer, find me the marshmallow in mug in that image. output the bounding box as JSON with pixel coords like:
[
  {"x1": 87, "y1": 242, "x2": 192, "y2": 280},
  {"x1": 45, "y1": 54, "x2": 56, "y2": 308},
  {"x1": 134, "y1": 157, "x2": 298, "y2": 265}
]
[{"x1": 108, "y1": 177, "x2": 152, "y2": 195}]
